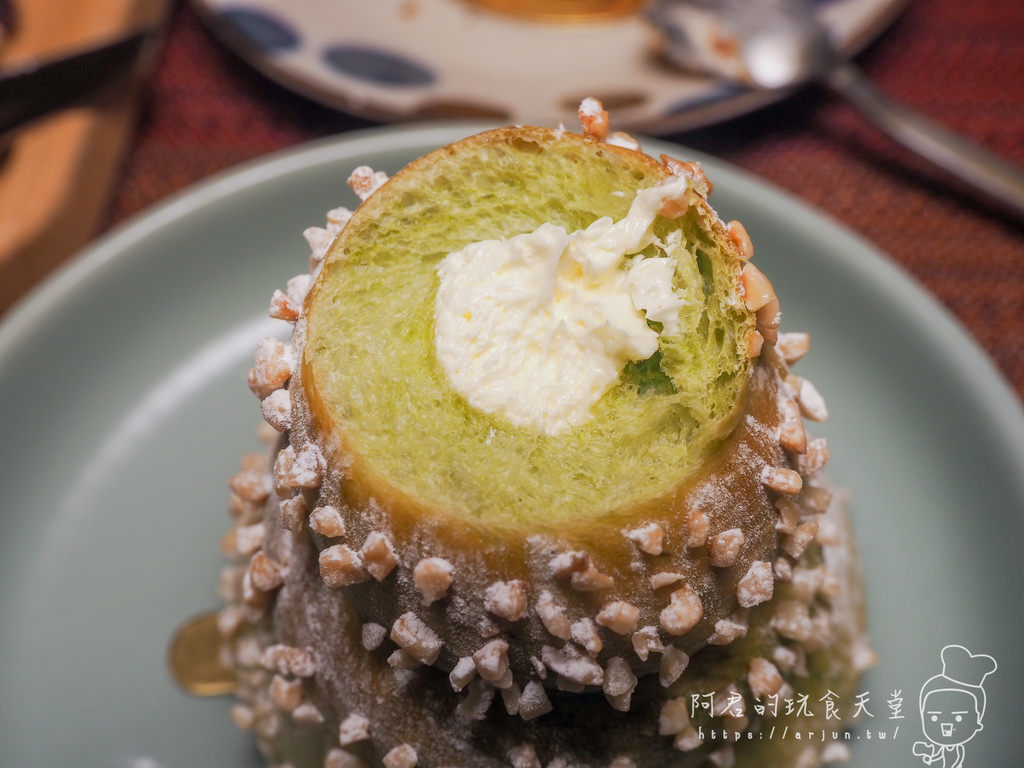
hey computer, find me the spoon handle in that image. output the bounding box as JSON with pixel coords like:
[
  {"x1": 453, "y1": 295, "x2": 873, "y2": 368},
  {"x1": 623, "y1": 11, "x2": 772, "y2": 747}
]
[{"x1": 826, "y1": 63, "x2": 1024, "y2": 221}]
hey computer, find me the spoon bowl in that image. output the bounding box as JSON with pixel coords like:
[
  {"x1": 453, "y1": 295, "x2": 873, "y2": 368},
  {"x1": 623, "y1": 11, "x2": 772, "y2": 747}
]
[
  {"x1": 647, "y1": 0, "x2": 834, "y2": 90},
  {"x1": 646, "y1": 0, "x2": 1024, "y2": 220}
]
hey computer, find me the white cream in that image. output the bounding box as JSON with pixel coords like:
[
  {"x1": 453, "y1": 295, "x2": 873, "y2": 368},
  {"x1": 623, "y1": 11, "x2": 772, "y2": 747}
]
[{"x1": 434, "y1": 174, "x2": 691, "y2": 435}]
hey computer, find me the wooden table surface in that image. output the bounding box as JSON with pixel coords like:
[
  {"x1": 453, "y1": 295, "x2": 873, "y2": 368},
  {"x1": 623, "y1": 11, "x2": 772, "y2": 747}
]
[{"x1": 3, "y1": 0, "x2": 1023, "y2": 401}]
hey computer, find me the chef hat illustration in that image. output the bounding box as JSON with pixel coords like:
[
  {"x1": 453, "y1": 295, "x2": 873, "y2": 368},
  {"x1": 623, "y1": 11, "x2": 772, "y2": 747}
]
[{"x1": 919, "y1": 645, "x2": 998, "y2": 719}]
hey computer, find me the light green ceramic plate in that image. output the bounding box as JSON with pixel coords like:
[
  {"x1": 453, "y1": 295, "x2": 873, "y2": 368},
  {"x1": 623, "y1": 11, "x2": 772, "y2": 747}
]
[{"x1": 1, "y1": 125, "x2": 1022, "y2": 767}]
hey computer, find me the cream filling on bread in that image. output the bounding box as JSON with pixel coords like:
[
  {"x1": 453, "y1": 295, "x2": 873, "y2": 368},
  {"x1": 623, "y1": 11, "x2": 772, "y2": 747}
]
[{"x1": 434, "y1": 174, "x2": 690, "y2": 435}]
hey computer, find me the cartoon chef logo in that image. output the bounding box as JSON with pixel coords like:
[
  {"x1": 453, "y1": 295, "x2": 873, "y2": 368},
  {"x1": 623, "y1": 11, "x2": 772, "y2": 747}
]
[{"x1": 912, "y1": 644, "x2": 997, "y2": 767}]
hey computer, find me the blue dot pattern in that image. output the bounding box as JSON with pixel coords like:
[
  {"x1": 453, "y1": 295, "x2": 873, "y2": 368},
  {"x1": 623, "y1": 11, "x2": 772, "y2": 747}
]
[
  {"x1": 220, "y1": 7, "x2": 300, "y2": 52},
  {"x1": 323, "y1": 44, "x2": 435, "y2": 87}
]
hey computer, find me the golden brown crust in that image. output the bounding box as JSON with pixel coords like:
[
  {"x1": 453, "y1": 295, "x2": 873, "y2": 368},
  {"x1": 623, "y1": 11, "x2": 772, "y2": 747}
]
[{"x1": 220, "y1": 448, "x2": 869, "y2": 768}]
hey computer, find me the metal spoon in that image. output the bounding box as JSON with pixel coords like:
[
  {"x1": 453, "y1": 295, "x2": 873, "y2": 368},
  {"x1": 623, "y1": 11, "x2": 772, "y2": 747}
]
[{"x1": 646, "y1": 0, "x2": 1024, "y2": 220}]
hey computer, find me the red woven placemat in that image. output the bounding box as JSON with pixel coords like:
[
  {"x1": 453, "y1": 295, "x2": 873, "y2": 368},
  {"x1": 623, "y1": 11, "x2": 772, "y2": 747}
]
[{"x1": 109, "y1": 0, "x2": 1024, "y2": 400}]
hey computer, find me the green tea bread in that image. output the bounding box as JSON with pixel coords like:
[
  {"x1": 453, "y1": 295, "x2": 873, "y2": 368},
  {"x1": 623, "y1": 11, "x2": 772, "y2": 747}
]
[
  {"x1": 306, "y1": 127, "x2": 754, "y2": 528},
  {"x1": 213, "y1": 114, "x2": 871, "y2": 768},
  {"x1": 281, "y1": 126, "x2": 805, "y2": 680}
]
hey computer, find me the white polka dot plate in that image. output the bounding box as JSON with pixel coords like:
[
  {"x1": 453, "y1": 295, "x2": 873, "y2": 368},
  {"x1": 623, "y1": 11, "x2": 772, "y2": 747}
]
[{"x1": 189, "y1": 0, "x2": 905, "y2": 132}]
